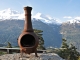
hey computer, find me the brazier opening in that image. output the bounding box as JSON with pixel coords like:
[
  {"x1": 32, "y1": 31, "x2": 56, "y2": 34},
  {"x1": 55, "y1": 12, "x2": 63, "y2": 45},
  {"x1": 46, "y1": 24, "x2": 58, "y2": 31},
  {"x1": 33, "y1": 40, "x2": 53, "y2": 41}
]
[{"x1": 21, "y1": 34, "x2": 35, "y2": 47}]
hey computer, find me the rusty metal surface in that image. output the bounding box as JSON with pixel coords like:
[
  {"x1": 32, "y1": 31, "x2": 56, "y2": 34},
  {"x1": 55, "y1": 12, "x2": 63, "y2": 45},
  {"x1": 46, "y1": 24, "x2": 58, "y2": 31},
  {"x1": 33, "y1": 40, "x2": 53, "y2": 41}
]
[{"x1": 18, "y1": 6, "x2": 39, "y2": 57}]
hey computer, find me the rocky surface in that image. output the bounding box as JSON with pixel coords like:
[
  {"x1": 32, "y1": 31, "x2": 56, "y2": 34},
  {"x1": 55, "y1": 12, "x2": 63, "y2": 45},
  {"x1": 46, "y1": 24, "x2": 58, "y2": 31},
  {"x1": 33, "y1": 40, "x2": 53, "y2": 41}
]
[{"x1": 0, "y1": 53, "x2": 63, "y2": 60}]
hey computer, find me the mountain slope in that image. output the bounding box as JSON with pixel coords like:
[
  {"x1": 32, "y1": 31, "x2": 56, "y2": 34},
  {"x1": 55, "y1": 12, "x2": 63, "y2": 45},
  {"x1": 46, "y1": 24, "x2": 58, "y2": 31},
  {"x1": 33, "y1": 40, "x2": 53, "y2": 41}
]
[
  {"x1": 60, "y1": 22, "x2": 80, "y2": 50},
  {"x1": 32, "y1": 18, "x2": 62, "y2": 47},
  {"x1": 0, "y1": 20, "x2": 62, "y2": 48},
  {"x1": 0, "y1": 20, "x2": 24, "y2": 46}
]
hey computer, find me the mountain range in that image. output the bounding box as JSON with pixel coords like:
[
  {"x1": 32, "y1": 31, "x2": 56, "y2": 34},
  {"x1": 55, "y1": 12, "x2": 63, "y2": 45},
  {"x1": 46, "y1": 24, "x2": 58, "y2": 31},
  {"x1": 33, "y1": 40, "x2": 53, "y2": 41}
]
[{"x1": 0, "y1": 8, "x2": 80, "y2": 50}]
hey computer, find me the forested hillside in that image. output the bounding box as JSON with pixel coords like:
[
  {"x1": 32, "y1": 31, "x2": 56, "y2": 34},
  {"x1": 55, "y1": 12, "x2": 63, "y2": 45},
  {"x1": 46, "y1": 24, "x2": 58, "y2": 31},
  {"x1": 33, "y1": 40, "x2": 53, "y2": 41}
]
[{"x1": 60, "y1": 23, "x2": 80, "y2": 50}]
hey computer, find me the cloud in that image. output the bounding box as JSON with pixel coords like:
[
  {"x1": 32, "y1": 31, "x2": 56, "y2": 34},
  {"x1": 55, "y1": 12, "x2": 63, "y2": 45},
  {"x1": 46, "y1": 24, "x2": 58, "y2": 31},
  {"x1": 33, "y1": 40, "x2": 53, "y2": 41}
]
[{"x1": 63, "y1": 16, "x2": 72, "y2": 19}]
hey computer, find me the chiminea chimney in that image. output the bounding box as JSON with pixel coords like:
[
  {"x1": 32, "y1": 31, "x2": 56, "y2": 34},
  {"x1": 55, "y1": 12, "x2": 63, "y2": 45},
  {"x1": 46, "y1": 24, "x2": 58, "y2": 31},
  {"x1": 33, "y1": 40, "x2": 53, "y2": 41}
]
[
  {"x1": 18, "y1": 6, "x2": 39, "y2": 57},
  {"x1": 23, "y1": 6, "x2": 33, "y2": 32}
]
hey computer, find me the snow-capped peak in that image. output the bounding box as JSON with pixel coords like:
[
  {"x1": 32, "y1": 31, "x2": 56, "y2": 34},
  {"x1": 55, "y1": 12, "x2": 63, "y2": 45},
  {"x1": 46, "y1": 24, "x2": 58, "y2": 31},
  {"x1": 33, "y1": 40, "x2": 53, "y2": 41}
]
[
  {"x1": 63, "y1": 19, "x2": 80, "y2": 24},
  {"x1": 0, "y1": 8, "x2": 61, "y2": 24},
  {"x1": 33, "y1": 12, "x2": 61, "y2": 24},
  {"x1": 0, "y1": 8, "x2": 24, "y2": 20},
  {"x1": 33, "y1": 12, "x2": 42, "y2": 19},
  {"x1": 33, "y1": 12, "x2": 53, "y2": 20}
]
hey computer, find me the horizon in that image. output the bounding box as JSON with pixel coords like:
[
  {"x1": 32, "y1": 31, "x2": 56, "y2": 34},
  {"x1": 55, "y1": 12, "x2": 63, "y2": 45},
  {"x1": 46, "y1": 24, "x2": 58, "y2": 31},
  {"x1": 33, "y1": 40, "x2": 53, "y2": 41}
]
[{"x1": 0, "y1": 0, "x2": 80, "y2": 22}]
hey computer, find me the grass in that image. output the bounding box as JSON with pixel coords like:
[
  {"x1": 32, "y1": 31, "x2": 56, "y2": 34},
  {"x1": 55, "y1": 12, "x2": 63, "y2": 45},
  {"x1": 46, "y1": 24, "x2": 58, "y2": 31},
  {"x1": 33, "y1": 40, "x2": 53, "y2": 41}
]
[{"x1": 0, "y1": 51, "x2": 7, "y2": 55}]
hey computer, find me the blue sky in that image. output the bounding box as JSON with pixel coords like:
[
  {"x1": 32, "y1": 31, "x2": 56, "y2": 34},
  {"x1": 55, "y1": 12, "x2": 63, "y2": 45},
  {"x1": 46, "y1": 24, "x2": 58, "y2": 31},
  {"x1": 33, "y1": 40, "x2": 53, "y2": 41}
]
[{"x1": 0, "y1": 0, "x2": 80, "y2": 22}]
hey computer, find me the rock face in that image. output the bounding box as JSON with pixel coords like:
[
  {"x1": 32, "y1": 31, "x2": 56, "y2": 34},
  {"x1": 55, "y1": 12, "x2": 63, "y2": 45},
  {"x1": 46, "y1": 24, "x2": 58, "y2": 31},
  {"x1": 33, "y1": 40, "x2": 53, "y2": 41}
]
[{"x1": 0, "y1": 53, "x2": 63, "y2": 60}]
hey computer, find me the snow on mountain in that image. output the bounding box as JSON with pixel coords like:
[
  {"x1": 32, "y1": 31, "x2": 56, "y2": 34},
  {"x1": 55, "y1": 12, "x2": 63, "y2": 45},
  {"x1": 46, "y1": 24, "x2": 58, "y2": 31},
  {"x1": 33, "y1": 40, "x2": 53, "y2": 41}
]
[
  {"x1": 32, "y1": 12, "x2": 61, "y2": 24},
  {"x1": 1, "y1": 8, "x2": 80, "y2": 25},
  {"x1": 63, "y1": 19, "x2": 80, "y2": 24},
  {"x1": 0, "y1": 8, "x2": 61, "y2": 24},
  {"x1": 0, "y1": 8, "x2": 24, "y2": 20}
]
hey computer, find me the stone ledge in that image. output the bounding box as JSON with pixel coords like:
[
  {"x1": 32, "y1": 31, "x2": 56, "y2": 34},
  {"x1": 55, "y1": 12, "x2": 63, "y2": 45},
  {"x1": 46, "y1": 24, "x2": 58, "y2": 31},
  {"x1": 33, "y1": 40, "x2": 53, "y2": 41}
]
[{"x1": 0, "y1": 53, "x2": 64, "y2": 60}]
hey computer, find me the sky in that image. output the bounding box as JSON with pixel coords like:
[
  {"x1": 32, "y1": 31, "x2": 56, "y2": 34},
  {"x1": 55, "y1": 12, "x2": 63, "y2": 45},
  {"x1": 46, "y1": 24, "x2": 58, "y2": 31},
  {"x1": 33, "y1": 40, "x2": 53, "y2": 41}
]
[{"x1": 0, "y1": 0, "x2": 80, "y2": 22}]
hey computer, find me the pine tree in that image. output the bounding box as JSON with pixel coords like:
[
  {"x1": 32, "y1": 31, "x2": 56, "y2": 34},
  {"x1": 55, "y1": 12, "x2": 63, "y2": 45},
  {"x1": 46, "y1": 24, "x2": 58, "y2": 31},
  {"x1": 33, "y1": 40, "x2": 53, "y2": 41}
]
[
  {"x1": 61, "y1": 39, "x2": 69, "y2": 48},
  {"x1": 68, "y1": 44, "x2": 79, "y2": 60},
  {"x1": 6, "y1": 42, "x2": 12, "y2": 48},
  {"x1": 58, "y1": 39, "x2": 80, "y2": 60},
  {"x1": 34, "y1": 29, "x2": 45, "y2": 50},
  {"x1": 58, "y1": 39, "x2": 69, "y2": 59}
]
